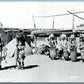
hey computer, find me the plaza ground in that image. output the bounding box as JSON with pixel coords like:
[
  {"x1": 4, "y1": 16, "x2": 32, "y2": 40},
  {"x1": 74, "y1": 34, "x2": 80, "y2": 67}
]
[{"x1": 0, "y1": 54, "x2": 84, "y2": 82}]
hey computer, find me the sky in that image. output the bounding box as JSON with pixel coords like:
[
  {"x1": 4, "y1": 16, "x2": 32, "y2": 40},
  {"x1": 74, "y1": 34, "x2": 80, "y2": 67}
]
[{"x1": 0, "y1": 1, "x2": 84, "y2": 29}]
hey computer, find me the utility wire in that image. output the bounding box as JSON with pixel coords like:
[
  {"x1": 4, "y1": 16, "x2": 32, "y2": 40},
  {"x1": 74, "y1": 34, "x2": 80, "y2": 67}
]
[
  {"x1": 34, "y1": 11, "x2": 84, "y2": 18},
  {"x1": 67, "y1": 11, "x2": 84, "y2": 20}
]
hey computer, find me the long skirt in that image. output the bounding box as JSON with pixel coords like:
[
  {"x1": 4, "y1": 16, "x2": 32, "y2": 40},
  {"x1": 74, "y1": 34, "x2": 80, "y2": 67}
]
[{"x1": 49, "y1": 47, "x2": 57, "y2": 60}]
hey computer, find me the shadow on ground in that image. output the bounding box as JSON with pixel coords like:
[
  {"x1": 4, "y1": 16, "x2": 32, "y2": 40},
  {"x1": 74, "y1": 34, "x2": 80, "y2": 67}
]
[
  {"x1": 0, "y1": 65, "x2": 17, "y2": 70},
  {"x1": 0, "y1": 65, "x2": 39, "y2": 70},
  {"x1": 23, "y1": 65, "x2": 39, "y2": 70}
]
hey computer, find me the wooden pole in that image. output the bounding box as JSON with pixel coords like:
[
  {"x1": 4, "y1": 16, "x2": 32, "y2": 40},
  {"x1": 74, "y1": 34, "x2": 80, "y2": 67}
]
[
  {"x1": 52, "y1": 17, "x2": 55, "y2": 29},
  {"x1": 72, "y1": 8, "x2": 75, "y2": 32},
  {"x1": 32, "y1": 15, "x2": 36, "y2": 29}
]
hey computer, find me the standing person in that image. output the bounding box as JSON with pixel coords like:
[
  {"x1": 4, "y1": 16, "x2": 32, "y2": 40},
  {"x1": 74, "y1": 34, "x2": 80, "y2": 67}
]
[{"x1": 16, "y1": 31, "x2": 26, "y2": 69}]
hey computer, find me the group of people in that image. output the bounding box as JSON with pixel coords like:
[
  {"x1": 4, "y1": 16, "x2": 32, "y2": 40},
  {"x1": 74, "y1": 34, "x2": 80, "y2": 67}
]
[
  {"x1": 0, "y1": 31, "x2": 84, "y2": 70},
  {"x1": 48, "y1": 33, "x2": 79, "y2": 62}
]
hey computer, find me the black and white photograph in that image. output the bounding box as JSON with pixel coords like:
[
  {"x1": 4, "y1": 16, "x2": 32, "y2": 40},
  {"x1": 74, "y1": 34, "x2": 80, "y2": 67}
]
[{"x1": 0, "y1": 1, "x2": 84, "y2": 82}]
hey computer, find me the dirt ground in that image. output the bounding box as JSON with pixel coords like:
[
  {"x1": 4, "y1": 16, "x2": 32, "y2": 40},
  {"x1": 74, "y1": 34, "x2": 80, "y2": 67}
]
[{"x1": 0, "y1": 54, "x2": 84, "y2": 82}]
